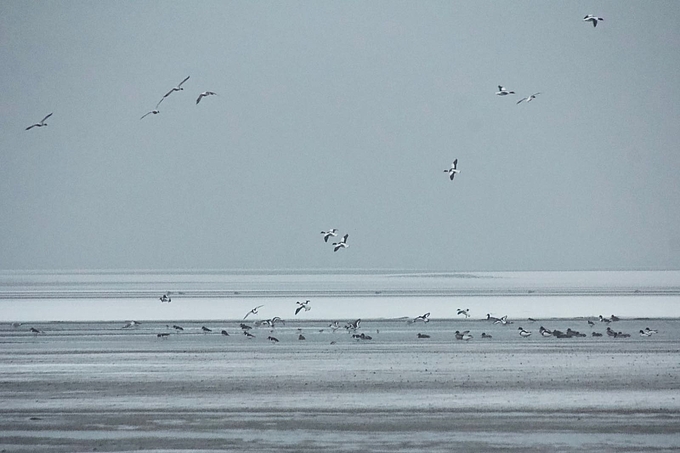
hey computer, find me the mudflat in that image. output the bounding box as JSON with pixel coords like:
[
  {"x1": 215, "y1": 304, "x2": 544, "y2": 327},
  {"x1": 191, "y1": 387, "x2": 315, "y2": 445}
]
[{"x1": 1, "y1": 319, "x2": 679, "y2": 452}]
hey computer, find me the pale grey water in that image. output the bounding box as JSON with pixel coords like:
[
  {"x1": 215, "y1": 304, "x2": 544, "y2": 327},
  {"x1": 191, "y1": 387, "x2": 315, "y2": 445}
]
[
  {"x1": 1, "y1": 270, "x2": 679, "y2": 322},
  {"x1": 1, "y1": 271, "x2": 680, "y2": 452}
]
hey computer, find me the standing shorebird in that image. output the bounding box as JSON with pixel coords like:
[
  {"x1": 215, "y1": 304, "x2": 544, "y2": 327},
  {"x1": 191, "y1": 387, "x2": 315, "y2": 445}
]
[
  {"x1": 518, "y1": 327, "x2": 532, "y2": 337},
  {"x1": 333, "y1": 234, "x2": 349, "y2": 252},
  {"x1": 583, "y1": 14, "x2": 604, "y2": 27},
  {"x1": 445, "y1": 159, "x2": 460, "y2": 180},
  {"x1": 25, "y1": 113, "x2": 53, "y2": 130}
]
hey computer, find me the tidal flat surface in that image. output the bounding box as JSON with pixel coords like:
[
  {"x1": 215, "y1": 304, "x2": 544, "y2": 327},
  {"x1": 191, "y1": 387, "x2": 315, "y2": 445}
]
[{"x1": 1, "y1": 319, "x2": 679, "y2": 452}]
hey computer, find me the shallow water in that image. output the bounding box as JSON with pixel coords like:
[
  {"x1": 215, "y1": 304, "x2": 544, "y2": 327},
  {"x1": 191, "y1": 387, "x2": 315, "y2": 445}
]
[
  {"x1": 1, "y1": 318, "x2": 679, "y2": 452},
  {"x1": 1, "y1": 271, "x2": 679, "y2": 451},
  {"x1": 1, "y1": 270, "x2": 680, "y2": 321}
]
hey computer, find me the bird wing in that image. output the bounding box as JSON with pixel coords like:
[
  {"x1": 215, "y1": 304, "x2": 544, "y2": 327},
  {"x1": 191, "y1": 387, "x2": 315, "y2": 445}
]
[
  {"x1": 196, "y1": 93, "x2": 204, "y2": 104},
  {"x1": 140, "y1": 112, "x2": 152, "y2": 120},
  {"x1": 25, "y1": 124, "x2": 38, "y2": 130},
  {"x1": 295, "y1": 305, "x2": 303, "y2": 315},
  {"x1": 517, "y1": 97, "x2": 527, "y2": 104},
  {"x1": 450, "y1": 170, "x2": 455, "y2": 179},
  {"x1": 532, "y1": 92, "x2": 541, "y2": 97},
  {"x1": 592, "y1": 19, "x2": 597, "y2": 27},
  {"x1": 41, "y1": 112, "x2": 53, "y2": 123},
  {"x1": 498, "y1": 85, "x2": 504, "y2": 91},
  {"x1": 178, "y1": 76, "x2": 190, "y2": 87},
  {"x1": 342, "y1": 234, "x2": 349, "y2": 243},
  {"x1": 453, "y1": 159, "x2": 458, "y2": 169}
]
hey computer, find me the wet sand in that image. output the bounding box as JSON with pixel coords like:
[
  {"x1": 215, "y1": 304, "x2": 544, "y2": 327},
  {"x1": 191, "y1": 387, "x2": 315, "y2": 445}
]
[{"x1": 1, "y1": 319, "x2": 679, "y2": 452}]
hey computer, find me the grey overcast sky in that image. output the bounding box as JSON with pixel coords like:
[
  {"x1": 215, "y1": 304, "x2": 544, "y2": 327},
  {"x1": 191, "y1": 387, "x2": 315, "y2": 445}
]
[{"x1": 1, "y1": 1, "x2": 679, "y2": 271}]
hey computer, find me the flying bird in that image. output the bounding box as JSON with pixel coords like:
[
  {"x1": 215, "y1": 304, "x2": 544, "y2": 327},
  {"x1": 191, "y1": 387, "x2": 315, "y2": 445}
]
[
  {"x1": 196, "y1": 91, "x2": 217, "y2": 104},
  {"x1": 140, "y1": 110, "x2": 160, "y2": 120},
  {"x1": 413, "y1": 312, "x2": 431, "y2": 323},
  {"x1": 25, "y1": 113, "x2": 53, "y2": 130},
  {"x1": 244, "y1": 305, "x2": 264, "y2": 319},
  {"x1": 445, "y1": 159, "x2": 460, "y2": 180},
  {"x1": 157, "y1": 76, "x2": 190, "y2": 106},
  {"x1": 333, "y1": 234, "x2": 349, "y2": 252},
  {"x1": 517, "y1": 93, "x2": 541, "y2": 104},
  {"x1": 295, "y1": 300, "x2": 311, "y2": 315},
  {"x1": 495, "y1": 85, "x2": 515, "y2": 96},
  {"x1": 321, "y1": 229, "x2": 338, "y2": 243},
  {"x1": 159, "y1": 293, "x2": 171, "y2": 303},
  {"x1": 457, "y1": 308, "x2": 470, "y2": 318},
  {"x1": 583, "y1": 14, "x2": 604, "y2": 27}
]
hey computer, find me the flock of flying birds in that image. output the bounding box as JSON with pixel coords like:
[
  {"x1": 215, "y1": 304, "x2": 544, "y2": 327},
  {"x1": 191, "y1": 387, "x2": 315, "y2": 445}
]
[
  {"x1": 139, "y1": 76, "x2": 217, "y2": 120},
  {"x1": 19, "y1": 14, "x2": 635, "y2": 340},
  {"x1": 320, "y1": 229, "x2": 350, "y2": 252}
]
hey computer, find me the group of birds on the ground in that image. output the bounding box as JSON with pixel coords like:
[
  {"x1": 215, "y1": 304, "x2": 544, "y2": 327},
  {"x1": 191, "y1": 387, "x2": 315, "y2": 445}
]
[
  {"x1": 149, "y1": 314, "x2": 363, "y2": 344},
  {"x1": 320, "y1": 229, "x2": 350, "y2": 252}
]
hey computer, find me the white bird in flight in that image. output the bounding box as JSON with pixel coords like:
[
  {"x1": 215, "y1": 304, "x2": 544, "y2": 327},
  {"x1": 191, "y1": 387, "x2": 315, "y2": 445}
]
[
  {"x1": 333, "y1": 234, "x2": 349, "y2": 252},
  {"x1": 321, "y1": 229, "x2": 338, "y2": 243},
  {"x1": 295, "y1": 300, "x2": 311, "y2": 315},
  {"x1": 25, "y1": 113, "x2": 53, "y2": 130},
  {"x1": 517, "y1": 93, "x2": 541, "y2": 104},
  {"x1": 244, "y1": 305, "x2": 264, "y2": 319},
  {"x1": 444, "y1": 159, "x2": 460, "y2": 181},
  {"x1": 196, "y1": 91, "x2": 217, "y2": 104},
  {"x1": 583, "y1": 15, "x2": 604, "y2": 27},
  {"x1": 157, "y1": 76, "x2": 190, "y2": 107},
  {"x1": 495, "y1": 85, "x2": 515, "y2": 96},
  {"x1": 140, "y1": 110, "x2": 160, "y2": 120}
]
